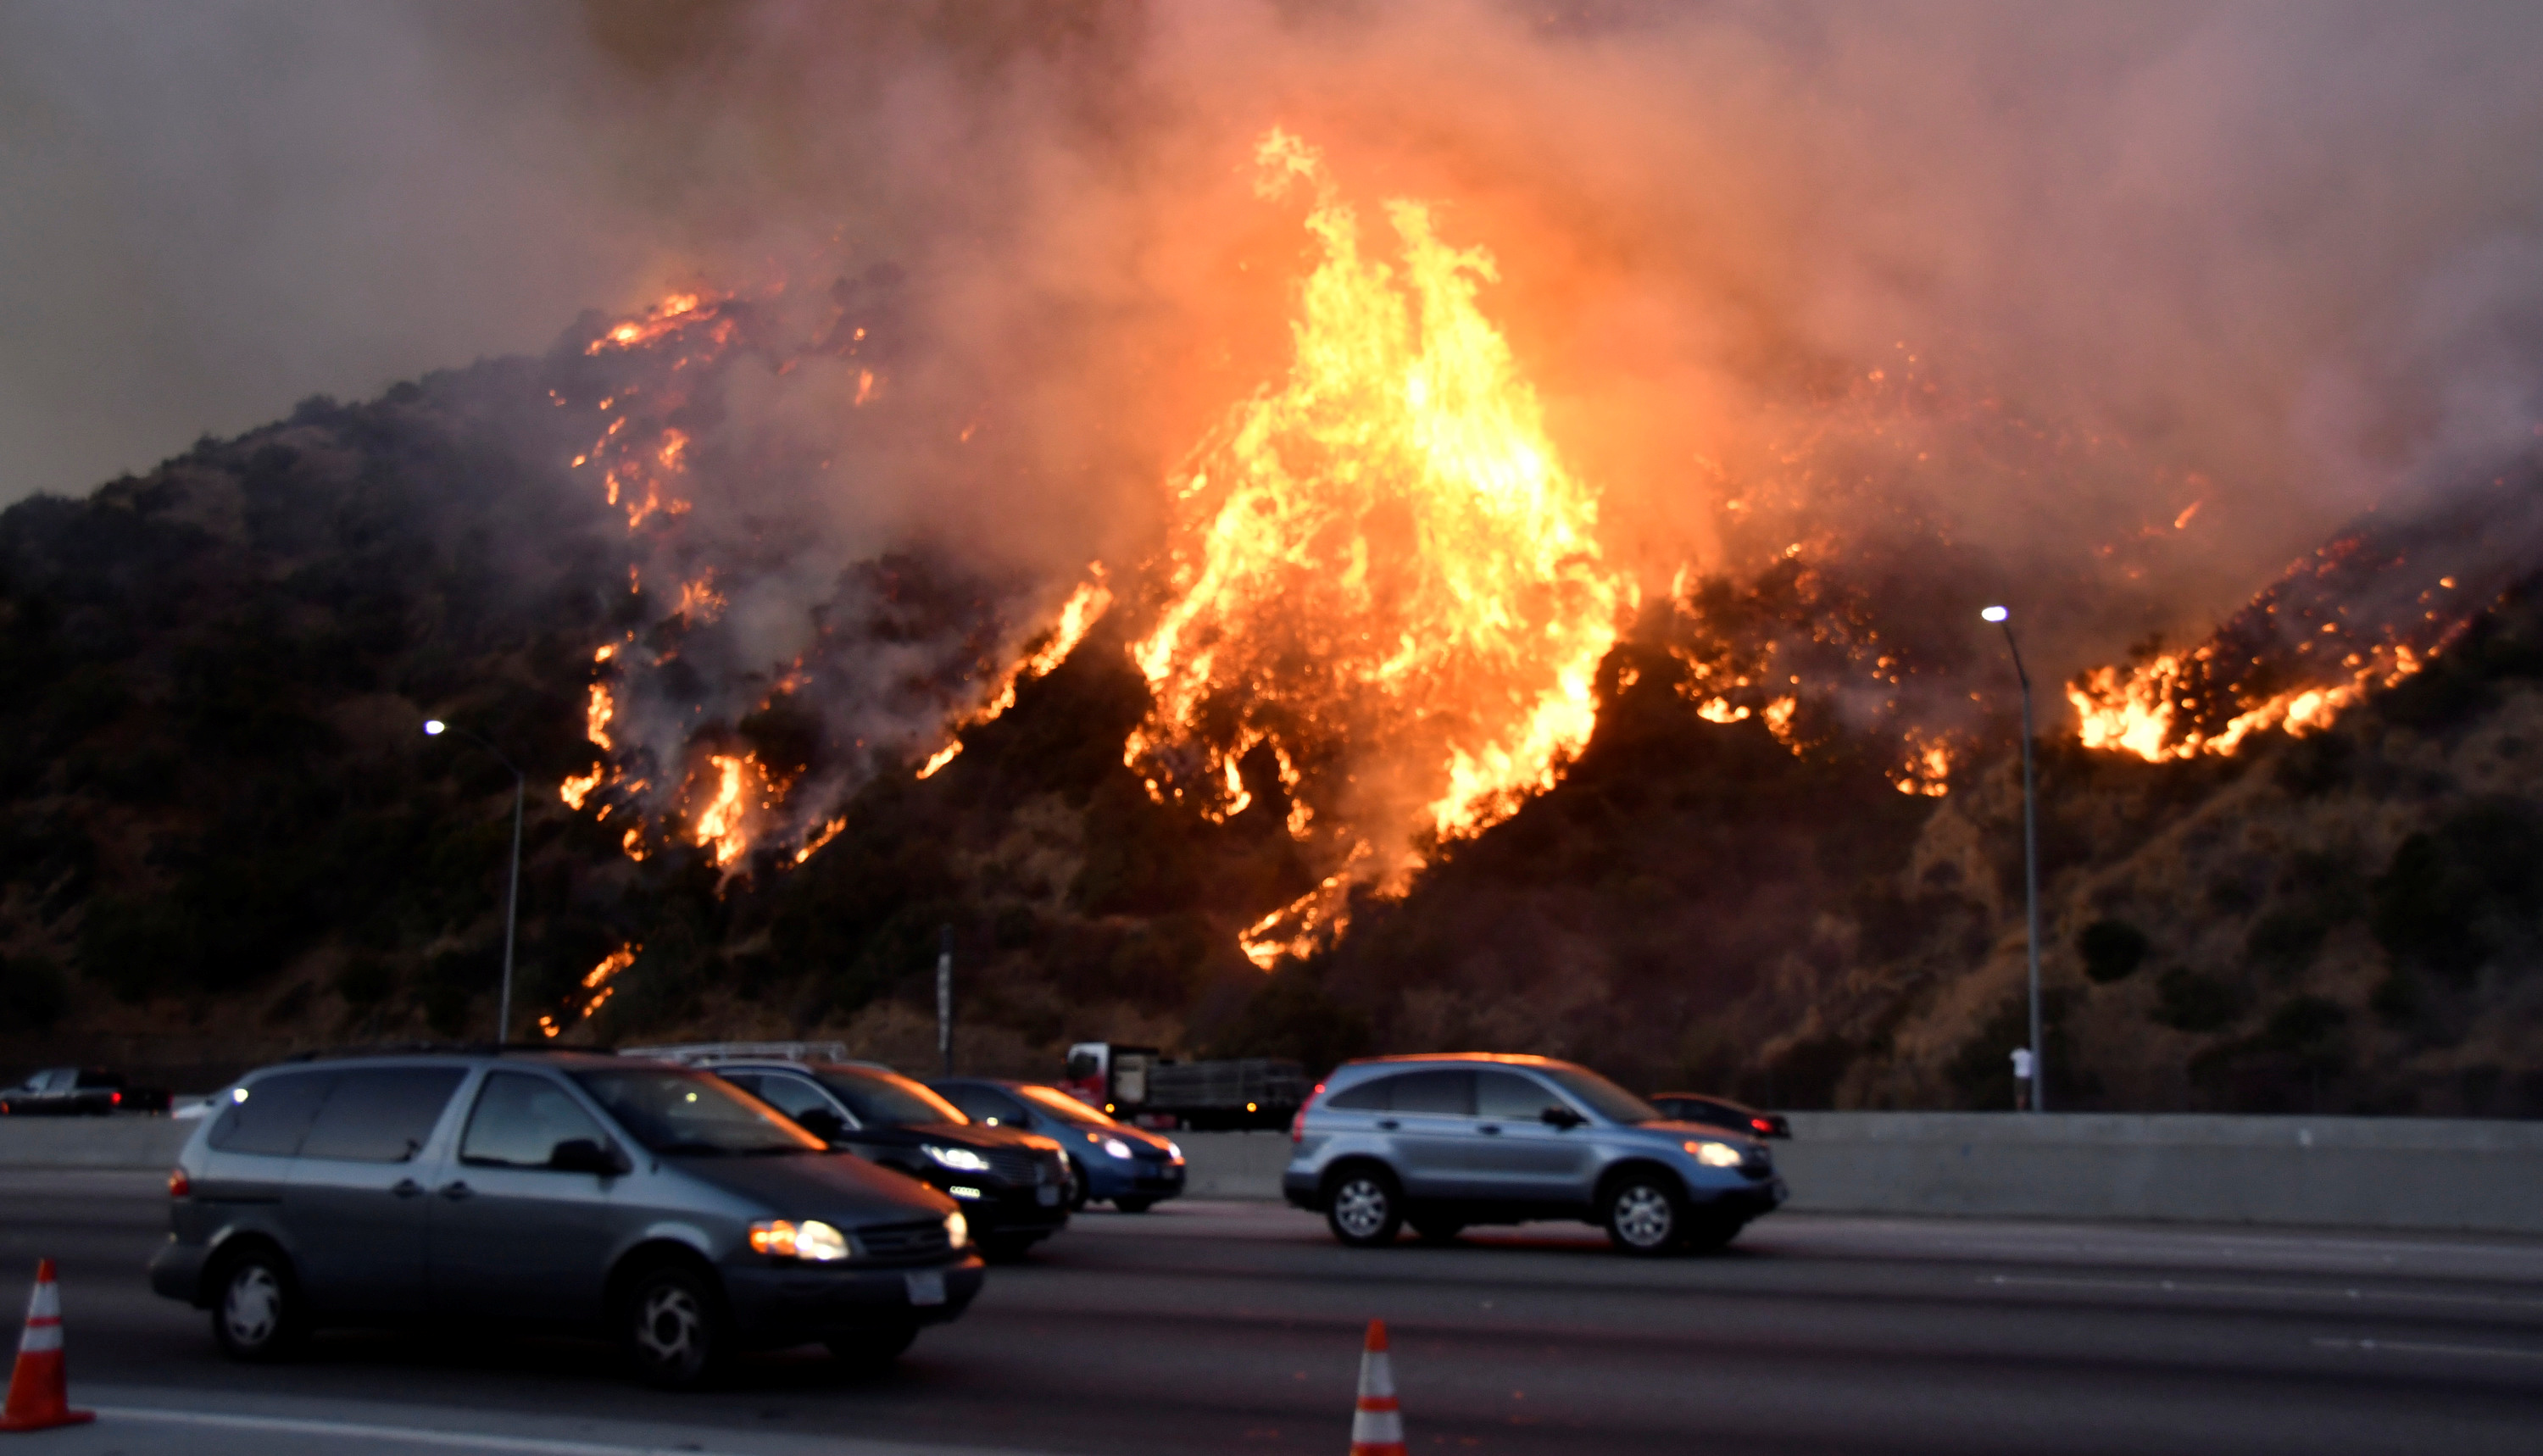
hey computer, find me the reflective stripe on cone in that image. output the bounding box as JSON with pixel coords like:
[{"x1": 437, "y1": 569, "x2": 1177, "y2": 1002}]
[
  {"x1": 1348, "y1": 1318, "x2": 1405, "y2": 1455},
  {"x1": 0, "y1": 1259, "x2": 94, "y2": 1431}
]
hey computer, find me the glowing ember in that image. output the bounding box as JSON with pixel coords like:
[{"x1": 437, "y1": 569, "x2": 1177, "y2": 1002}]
[
  {"x1": 1128, "y1": 130, "x2": 1633, "y2": 965},
  {"x1": 559, "y1": 767, "x2": 605, "y2": 811},
  {"x1": 793, "y1": 816, "x2": 847, "y2": 864},
  {"x1": 586, "y1": 684, "x2": 615, "y2": 753}
]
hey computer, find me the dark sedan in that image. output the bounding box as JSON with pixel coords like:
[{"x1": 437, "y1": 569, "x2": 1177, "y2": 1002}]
[
  {"x1": 1648, "y1": 1092, "x2": 1790, "y2": 1139},
  {"x1": 931, "y1": 1078, "x2": 1186, "y2": 1212},
  {"x1": 707, "y1": 1061, "x2": 1072, "y2": 1259}
]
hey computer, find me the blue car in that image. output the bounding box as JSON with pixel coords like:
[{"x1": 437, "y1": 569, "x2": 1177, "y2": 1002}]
[{"x1": 929, "y1": 1079, "x2": 1186, "y2": 1212}]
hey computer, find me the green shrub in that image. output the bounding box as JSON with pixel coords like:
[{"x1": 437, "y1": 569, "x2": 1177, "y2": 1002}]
[
  {"x1": 2078, "y1": 919, "x2": 2149, "y2": 984},
  {"x1": 2150, "y1": 968, "x2": 2241, "y2": 1031}
]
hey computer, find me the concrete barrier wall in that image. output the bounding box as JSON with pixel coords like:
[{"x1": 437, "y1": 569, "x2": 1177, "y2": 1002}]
[
  {"x1": 14, "y1": 1113, "x2": 2540, "y2": 1235},
  {"x1": 0, "y1": 1116, "x2": 194, "y2": 1170},
  {"x1": 1175, "y1": 1114, "x2": 2543, "y2": 1235}
]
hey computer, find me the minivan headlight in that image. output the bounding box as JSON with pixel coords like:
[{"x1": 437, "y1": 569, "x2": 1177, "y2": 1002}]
[
  {"x1": 1685, "y1": 1140, "x2": 1744, "y2": 1169},
  {"x1": 748, "y1": 1219, "x2": 850, "y2": 1262},
  {"x1": 925, "y1": 1144, "x2": 992, "y2": 1173},
  {"x1": 943, "y1": 1210, "x2": 969, "y2": 1248}
]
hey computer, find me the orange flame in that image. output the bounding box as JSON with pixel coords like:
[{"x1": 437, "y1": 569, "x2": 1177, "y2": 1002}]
[
  {"x1": 1135, "y1": 130, "x2": 1633, "y2": 965},
  {"x1": 915, "y1": 575, "x2": 1114, "y2": 780},
  {"x1": 689, "y1": 753, "x2": 769, "y2": 867},
  {"x1": 2067, "y1": 645, "x2": 2421, "y2": 761}
]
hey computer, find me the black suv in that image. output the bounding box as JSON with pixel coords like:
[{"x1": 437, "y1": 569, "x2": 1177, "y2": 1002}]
[
  {"x1": 702, "y1": 1060, "x2": 1071, "y2": 1260},
  {"x1": 149, "y1": 1049, "x2": 983, "y2": 1387}
]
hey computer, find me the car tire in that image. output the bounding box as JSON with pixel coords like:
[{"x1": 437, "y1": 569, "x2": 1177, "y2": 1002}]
[
  {"x1": 210, "y1": 1248, "x2": 308, "y2": 1363},
  {"x1": 621, "y1": 1264, "x2": 728, "y2": 1389},
  {"x1": 1409, "y1": 1217, "x2": 1465, "y2": 1244},
  {"x1": 1324, "y1": 1166, "x2": 1404, "y2": 1248},
  {"x1": 979, "y1": 1232, "x2": 1040, "y2": 1263},
  {"x1": 1066, "y1": 1159, "x2": 1091, "y2": 1212},
  {"x1": 1112, "y1": 1197, "x2": 1154, "y2": 1214},
  {"x1": 826, "y1": 1321, "x2": 918, "y2": 1371},
  {"x1": 1678, "y1": 1213, "x2": 1746, "y2": 1253},
  {"x1": 1602, "y1": 1173, "x2": 1689, "y2": 1257}
]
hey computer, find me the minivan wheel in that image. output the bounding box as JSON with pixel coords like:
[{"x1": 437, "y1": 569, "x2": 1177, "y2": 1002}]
[
  {"x1": 1603, "y1": 1175, "x2": 1686, "y2": 1257},
  {"x1": 622, "y1": 1265, "x2": 727, "y2": 1389},
  {"x1": 1325, "y1": 1168, "x2": 1404, "y2": 1248},
  {"x1": 211, "y1": 1248, "x2": 307, "y2": 1362}
]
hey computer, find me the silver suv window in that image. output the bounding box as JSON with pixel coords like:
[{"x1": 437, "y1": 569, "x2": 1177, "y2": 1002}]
[
  {"x1": 1475, "y1": 1070, "x2": 1561, "y2": 1120},
  {"x1": 1326, "y1": 1068, "x2": 1475, "y2": 1114},
  {"x1": 1539, "y1": 1066, "x2": 1659, "y2": 1125}
]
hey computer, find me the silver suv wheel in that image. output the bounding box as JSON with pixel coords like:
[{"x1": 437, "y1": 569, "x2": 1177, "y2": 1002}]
[
  {"x1": 1606, "y1": 1180, "x2": 1680, "y2": 1255},
  {"x1": 1326, "y1": 1170, "x2": 1403, "y2": 1247}
]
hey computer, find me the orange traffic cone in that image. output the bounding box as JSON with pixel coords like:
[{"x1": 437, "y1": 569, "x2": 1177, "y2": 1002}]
[
  {"x1": 0, "y1": 1259, "x2": 93, "y2": 1432},
  {"x1": 1347, "y1": 1318, "x2": 1405, "y2": 1456}
]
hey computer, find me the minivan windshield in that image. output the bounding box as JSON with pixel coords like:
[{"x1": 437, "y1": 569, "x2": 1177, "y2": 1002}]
[
  {"x1": 1540, "y1": 1065, "x2": 1661, "y2": 1125},
  {"x1": 1017, "y1": 1084, "x2": 1121, "y2": 1126},
  {"x1": 571, "y1": 1069, "x2": 822, "y2": 1155},
  {"x1": 814, "y1": 1068, "x2": 968, "y2": 1128}
]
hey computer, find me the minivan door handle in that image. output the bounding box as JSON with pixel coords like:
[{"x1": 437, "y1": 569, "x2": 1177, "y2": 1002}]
[
  {"x1": 437, "y1": 1181, "x2": 473, "y2": 1201},
  {"x1": 1376, "y1": 1120, "x2": 1400, "y2": 1131},
  {"x1": 391, "y1": 1179, "x2": 424, "y2": 1198}
]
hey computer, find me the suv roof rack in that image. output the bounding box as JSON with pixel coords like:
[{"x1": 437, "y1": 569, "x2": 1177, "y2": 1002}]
[
  {"x1": 278, "y1": 1042, "x2": 615, "y2": 1063},
  {"x1": 619, "y1": 1041, "x2": 859, "y2": 1066}
]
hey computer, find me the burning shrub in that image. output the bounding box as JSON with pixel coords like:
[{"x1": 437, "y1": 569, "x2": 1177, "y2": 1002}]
[{"x1": 2077, "y1": 919, "x2": 2150, "y2": 984}]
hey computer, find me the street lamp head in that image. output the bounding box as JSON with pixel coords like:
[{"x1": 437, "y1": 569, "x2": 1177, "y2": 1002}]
[
  {"x1": 423, "y1": 720, "x2": 447, "y2": 736},
  {"x1": 1980, "y1": 605, "x2": 2010, "y2": 624}
]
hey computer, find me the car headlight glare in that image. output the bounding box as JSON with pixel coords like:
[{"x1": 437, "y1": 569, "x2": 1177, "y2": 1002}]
[
  {"x1": 1685, "y1": 1139, "x2": 1744, "y2": 1168},
  {"x1": 925, "y1": 1144, "x2": 993, "y2": 1173},
  {"x1": 943, "y1": 1209, "x2": 968, "y2": 1248},
  {"x1": 1102, "y1": 1136, "x2": 1134, "y2": 1159},
  {"x1": 748, "y1": 1219, "x2": 850, "y2": 1262},
  {"x1": 1166, "y1": 1139, "x2": 1184, "y2": 1164}
]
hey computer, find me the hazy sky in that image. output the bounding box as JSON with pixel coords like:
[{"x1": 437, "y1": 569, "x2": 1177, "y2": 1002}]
[{"x1": 4, "y1": 0, "x2": 2539, "y2": 688}]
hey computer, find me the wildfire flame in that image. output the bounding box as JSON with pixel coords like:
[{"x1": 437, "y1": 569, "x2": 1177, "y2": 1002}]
[
  {"x1": 690, "y1": 753, "x2": 768, "y2": 868},
  {"x1": 915, "y1": 575, "x2": 1114, "y2": 780},
  {"x1": 1127, "y1": 130, "x2": 1633, "y2": 966}
]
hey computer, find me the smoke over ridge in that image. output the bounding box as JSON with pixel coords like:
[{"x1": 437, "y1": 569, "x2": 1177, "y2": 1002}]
[{"x1": 7, "y1": 0, "x2": 2542, "y2": 713}]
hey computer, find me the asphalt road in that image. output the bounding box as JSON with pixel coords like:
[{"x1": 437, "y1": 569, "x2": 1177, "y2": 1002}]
[{"x1": 5, "y1": 1170, "x2": 2541, "y2": 1454}]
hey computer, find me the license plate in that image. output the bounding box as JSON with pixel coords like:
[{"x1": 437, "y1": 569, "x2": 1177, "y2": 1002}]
[
  {"x1": 1037, "y1": 1185, "x2": 1060, "y2": 1206},
  {"x1": 904, "y1": 1270, "x2": 946, "y2": 1307}
]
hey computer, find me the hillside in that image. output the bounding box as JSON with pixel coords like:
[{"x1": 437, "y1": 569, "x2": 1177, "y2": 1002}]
[{"x1": 3, "y1": 346, "x2": 2540, "y2": 1114}]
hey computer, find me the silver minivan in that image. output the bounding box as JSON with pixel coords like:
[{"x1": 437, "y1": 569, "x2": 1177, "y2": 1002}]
[
  {"x1": 148, "y1": 1049, "x2": 983, "y2": 1387},
  {"x1": 1283, "y1": 1053, "x2": 1785, "y2": 1254}
]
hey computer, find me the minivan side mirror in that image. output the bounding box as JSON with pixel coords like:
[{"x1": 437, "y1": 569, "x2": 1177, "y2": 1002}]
[
  {"x1": 1540, "y1": 1105, "x2": 1585, "y2": 1131},
  {"x1": 794, "y1": 1108, "x2": 846, "y2": 1142},
  {"x1": 549, "y1": 1137, "x2": 630, "y2": 1175}
]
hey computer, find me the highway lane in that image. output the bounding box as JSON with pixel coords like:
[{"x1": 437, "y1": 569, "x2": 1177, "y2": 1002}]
[{"x1": 4, "y1": 1170, "x2": 2540, "y2": 1454}]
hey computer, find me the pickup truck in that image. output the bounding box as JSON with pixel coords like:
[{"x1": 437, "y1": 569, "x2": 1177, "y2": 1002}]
[{"x1": 0, "y1": 1068, "x2": 170, "y2": 1116}]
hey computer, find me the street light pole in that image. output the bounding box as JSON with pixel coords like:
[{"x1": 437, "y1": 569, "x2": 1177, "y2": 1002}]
[
  {"x1": 1980, "y1": 608, "x2": 2045, "y2": 1113},
  {"x1": 425, "y1": 719, "x2": 526, "y2": 1045}
]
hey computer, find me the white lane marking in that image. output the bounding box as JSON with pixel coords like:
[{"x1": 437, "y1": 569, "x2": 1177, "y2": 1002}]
[
  {"x1": 1981, "y1": 1274, "x2": 2543, "y2": 1310},
  {"x1": 2312, "y1": 1337, "x2": 2543, "y2": 1362},
  {"x1": 91, "y1": 1408, "x2": 734, "y2": 1454}
]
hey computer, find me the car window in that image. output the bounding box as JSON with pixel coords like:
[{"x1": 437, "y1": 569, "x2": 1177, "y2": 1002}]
[
  {"x1": 74, "y1": 1070, "x2": 125, "y2": 1089},
  {"x1": 209, "y1": 1071, "x2": 336, "y2": 1156},
  {"x1": 813, "y1": 1068, "x2": 968, "y2": 1127},
  {"x1": 1390, "y1": 1070, "x2": 1474, "y2": 1116},
  {"x1": 1016, "y1": 1084, "x2": 1120, "y2": 1126},
  {"x1": 1539, "y1": 1065, "x2": 1660, "y2": 1125},
  {"x1": 1476, "y1": 1070, "x2": 1561, "y2": 1120},
  {"x1": 571, "y1": 1069, "x2": 822, "y2": 1155},
  {"x1": 1325, "y1": 1075, "x2": 1394, "y2": 1111},
  {"x1": 937, "y1": 1083, "x2": 1026, "y2": 1125},
  {"x1": 742, "y1": 1072, "x2": 847, "y2": 1126},
  {"x1": 300, "y1": 1068, "x2": 466, "y2": 1162},
  {"x1": 461, "y1": 1073, "x2": 615, "y2": 1168}
]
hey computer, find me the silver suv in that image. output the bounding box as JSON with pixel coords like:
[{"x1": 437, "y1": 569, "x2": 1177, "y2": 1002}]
[
  {"x1": 148, "y1": 1049, "x2": 983, "y2": 1387},
  {"x1": 1283, "y1": 1053, "x2": 1786, "y2": 1255}
]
